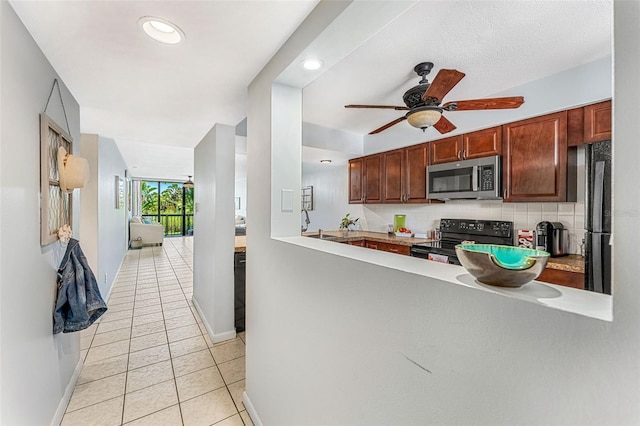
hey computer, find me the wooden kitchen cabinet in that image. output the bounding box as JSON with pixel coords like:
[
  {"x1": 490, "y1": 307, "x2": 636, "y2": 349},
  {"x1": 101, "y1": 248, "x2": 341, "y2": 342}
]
[
  {"x1": 365, "y1": 240, "x2": 379, "y2": 250},
  {"x1": 429, "y1": 127, "x2": 501, "y2": 165},
  {"x1": 462, "y1": 126, "x2": 502, "y2": 159},
  {"x1": 349, "y1": 154, "x2": 382, "y2": 204},
  {"x1": 382, "y1": 143, "x2": 429, "y2": 203},
  {"x1": 348, "y1": 157, "x2": 364, "y2": 203},
  {"x1": 584, "y1": 100, "x2": 612, "y2": 144},
  {"x1": 502, "y1": 111, "x2": 571, "y2": 202},
  {"x1": 568, "y1": 100, "x2": 612, "y2": 146},
  {"x1": 381, "y1": 149, "x2": 404, "y2": 203},
  {"x1": 567, "y1": 107, "x2": 585, "y2": 147},
  {"x1": 377, "y1": 241, "x2": 410, "y2": 255},
  {"x1": 364, "y1": 240, "x2": 410, "y2": 255},
  {"x1": 429, "y1": 135, "x2": 463, "y2": 164}
]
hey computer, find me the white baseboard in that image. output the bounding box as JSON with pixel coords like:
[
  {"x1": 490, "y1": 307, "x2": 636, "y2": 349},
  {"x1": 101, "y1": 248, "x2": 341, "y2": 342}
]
[
  {"x1": 51, "y1": 357, "x2": 83, "y2": 426},
  {"x1": 243, "y1": 391, "x2": 263, "y2": 426},
  {"x1": 191, "y1": 297, "x2": 236, "y2": 344}
]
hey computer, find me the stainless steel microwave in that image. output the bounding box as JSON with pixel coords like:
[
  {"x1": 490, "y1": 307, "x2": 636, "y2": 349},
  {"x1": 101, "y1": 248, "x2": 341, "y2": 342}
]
[{"x1": 427, "y1": 155, "x2": 502, "y2": 200}]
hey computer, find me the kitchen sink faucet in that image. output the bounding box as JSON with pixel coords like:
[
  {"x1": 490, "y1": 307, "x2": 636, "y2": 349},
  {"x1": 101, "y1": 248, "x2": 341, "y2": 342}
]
[{"x1": 301, "y1": 208, "x2": 310, "y2": 232}]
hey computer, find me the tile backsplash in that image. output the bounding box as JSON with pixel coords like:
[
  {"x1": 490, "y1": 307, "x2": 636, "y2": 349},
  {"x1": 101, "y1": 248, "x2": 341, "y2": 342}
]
[{"x1": 361, "y1": 200, "x2": 586, "y2": 254}]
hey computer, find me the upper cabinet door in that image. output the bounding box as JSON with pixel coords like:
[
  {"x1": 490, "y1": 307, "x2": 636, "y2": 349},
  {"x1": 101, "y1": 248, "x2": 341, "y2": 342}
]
[
  {"x1": 463, "y1": 126, "x2": 502, "y2": 159},
  {"x1": 584, "y1": 100, "x2": 612, "y2": 144},
  {"x1": 430, "y1": 135, "x2": 463, "y2": 164},
  {"x1": 503, "y1": 111, "x2": 568, "y2": 202},
  {"x1": 405, "y1": 143, "x2": 429, "y2": 203},
  {"x1": 364, "y1": 154, "x2": 383, "y2": 203},
  {"x1": 348, "y1": 158, "x2": 364, "y2": 204},
  {"x1": 382, "y1": 149, "x2": 404, "y2": 203}
]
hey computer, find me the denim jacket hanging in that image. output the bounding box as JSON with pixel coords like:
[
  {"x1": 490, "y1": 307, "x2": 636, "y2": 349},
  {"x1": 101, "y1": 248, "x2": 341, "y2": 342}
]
[{"x1": 53, "y1": 238, "x2": 107, "y2": 333}]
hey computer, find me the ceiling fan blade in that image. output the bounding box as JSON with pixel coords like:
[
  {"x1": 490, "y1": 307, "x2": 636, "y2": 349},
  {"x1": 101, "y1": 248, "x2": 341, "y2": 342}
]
[
  {"x1": 422, "y1": 69, "x2": 466, "y2": 103},
  {"x1": 442, "y1": 96, "x2": 525, "y2": 111},
  {"x1": 345, "y1": 104, "x2": 410, "y2": 111},
  {"x1": 433, "y1": 115, "x2": 457, "y2": 134},
  {"x1": 369, "y1": 116, "x2": 407, "y2": 134}
]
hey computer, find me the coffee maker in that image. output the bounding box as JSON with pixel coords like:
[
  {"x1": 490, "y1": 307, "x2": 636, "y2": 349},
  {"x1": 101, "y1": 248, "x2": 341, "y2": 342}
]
[{"x1": 536, "y1": 221, "x2": 569, "y2": 257}]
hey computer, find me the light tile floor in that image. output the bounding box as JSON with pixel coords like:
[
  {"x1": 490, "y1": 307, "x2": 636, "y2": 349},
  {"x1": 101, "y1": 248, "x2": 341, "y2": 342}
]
[{"x1": 62, "y1": 237, "x2": 252, "y2": 426}]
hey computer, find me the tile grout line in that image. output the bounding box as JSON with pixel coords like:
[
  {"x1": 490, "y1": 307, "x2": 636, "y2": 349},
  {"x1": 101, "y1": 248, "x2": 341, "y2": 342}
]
[
  {"x1": 120, "y1": 245, "x2": 141, "y2": 426},
  {"x1": 154, "y1": 242, "x2": 186, "y2": 426}
]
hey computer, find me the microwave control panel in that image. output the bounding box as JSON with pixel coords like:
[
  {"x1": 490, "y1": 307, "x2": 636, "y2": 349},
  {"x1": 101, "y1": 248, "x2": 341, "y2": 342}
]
[{"x1": 479, "y1": 165, "x2": 495, "y2": 191}]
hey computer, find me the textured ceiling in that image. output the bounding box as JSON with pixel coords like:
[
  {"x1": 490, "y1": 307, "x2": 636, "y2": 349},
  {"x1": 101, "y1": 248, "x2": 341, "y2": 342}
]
[{"x1": 303, "y1": 0, "x2": 612, "y2": 138}]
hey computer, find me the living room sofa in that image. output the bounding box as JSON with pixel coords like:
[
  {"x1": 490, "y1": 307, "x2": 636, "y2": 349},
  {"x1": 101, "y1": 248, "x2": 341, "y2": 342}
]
[{"x1": 130, "y1": 216, "x2": 164, "y2": 246}]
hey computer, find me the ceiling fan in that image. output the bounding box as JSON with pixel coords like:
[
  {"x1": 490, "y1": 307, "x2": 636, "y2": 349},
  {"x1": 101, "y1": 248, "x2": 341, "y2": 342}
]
[{"x1": 345, "y1": 62, "x2": 525, "y2": 135}]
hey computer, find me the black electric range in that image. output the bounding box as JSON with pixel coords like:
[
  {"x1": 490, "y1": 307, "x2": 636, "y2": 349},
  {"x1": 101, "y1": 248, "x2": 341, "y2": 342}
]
[{"x1": 410, "y1": 218, "x2": 514, "y2": 265}]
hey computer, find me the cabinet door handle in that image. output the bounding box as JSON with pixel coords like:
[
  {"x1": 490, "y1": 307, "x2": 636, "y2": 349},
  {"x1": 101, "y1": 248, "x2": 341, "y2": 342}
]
[
  {"x1": 462, "y1": 150, "x2": 466, "y2": 159},
  {"x1": 457, "y1": 150, "x2": 462, "y2": 160},
  {"x1": 389, "y1": 248, "x2": 399, "y2": 253},
  {"x1": 503, "y1": 188, "x2": 507, "y2": 199}
]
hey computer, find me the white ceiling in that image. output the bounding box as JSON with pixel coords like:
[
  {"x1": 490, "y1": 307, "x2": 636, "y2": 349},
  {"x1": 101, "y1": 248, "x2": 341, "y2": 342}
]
[
  {"x1": 10, "y1": 0, "x2": 319, "y2": 179},
  {"x1": 303, "y1": 0, "x2": 612, "y2": 140},
  {"x1": 10, "y1": 0, "x2": 612, "y2": 178}
]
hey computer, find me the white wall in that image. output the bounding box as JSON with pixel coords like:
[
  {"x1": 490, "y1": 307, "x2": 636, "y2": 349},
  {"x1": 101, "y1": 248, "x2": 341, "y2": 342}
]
[
  {"x1": 80, "y1": 134, "x2": 128, "y2": 298},
  {"x1": 302, "y1": 163, "x2": 361, "y2": 232},
  {"x1": 244, "y1": 3, "x2": 640, "y2": 426},
  {"x1": 0, "y1": 2, "x2": 82, "y2": 424},
  {"x1": 193, "y1": 124, "x2": 236, "y2": 342},
  {"x1": 97, "y1": 136, "x2": 128, "y2": 296},
  {"x1": 80, "y1": 134, "x2": 100, "y2": 272},
  {"x1": 301, "y1": 122, "x2": 364, "y2": 232}
]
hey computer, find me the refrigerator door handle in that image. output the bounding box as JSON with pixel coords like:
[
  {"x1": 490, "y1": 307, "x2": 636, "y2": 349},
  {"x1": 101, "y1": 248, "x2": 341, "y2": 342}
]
[
  {"x1": 592, "y1": 161, "x2": 605, "y2": 233},
  {"x1": 591, "y1": 233, "x2": 604, "y2": 294}
]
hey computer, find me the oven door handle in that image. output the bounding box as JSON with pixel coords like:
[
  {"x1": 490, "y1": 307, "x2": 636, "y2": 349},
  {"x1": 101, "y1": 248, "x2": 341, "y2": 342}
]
[
  {"x1": 472, "y1": 165, "x2": 479, "y2": 192},
  {"x1": 410, "y1": 247, "x2": 433, "y2": 255}
]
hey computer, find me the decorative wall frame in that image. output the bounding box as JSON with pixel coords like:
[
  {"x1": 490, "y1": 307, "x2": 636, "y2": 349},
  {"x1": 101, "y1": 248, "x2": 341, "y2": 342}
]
[
  {"x1": 40, "y1": 113, "x2": 73, "y2": 246},
  {"x1": 116, "y1": 175, "x2": 125, "y2": 209}
]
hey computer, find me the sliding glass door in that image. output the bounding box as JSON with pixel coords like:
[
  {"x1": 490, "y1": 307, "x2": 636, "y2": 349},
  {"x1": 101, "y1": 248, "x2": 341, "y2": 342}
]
[{"x1": 140, "y1": 180, "x2": 194, "y2": 236}]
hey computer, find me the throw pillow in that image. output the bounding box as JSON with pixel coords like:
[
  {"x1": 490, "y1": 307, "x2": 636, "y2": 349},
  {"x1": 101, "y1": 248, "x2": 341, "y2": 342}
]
[{"x1": 143, "y1": 218, "x2": 152, "y2": 224}]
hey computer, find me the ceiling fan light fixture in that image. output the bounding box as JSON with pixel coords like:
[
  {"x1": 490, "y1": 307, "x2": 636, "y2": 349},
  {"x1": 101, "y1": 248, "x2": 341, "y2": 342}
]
[
  {"x1": 138, "y1": 16, "x2": 185, "y2": 45},
  {"x1": 406, "y1": 106, "x2": 442, "y2": 130},
  {"x1": 301, "y1": 58, "x2": 323, "y2": 71},
  {"x1": 183, "y1": 175, "x2": 194, "y2": 188}
]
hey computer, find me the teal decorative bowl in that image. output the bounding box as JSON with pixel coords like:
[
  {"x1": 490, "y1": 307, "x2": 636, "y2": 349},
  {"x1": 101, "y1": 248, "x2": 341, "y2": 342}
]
[{"x1": 455, "y1": 244, "x2": 550, "y2": 287}]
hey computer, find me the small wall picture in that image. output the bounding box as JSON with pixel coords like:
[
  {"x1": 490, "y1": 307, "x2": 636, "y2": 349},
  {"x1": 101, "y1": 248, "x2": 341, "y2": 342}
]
[
  {"x1": 116, "y1": 175, "x2": 124, "y2": 209},
  {"x1": 235, "y1": 197, "x2": 241, "y2": 210}
]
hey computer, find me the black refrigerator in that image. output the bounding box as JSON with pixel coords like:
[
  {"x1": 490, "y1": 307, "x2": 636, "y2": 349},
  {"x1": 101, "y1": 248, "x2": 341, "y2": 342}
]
[{"x1": 585, "y1": 140, "x2": 612, "y2": 294}]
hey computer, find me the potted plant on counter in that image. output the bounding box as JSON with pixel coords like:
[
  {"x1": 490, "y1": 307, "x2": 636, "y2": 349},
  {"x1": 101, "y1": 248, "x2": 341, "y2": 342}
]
[{"x1": 339, "y1": 213, "x2": 360, "y2": 232}]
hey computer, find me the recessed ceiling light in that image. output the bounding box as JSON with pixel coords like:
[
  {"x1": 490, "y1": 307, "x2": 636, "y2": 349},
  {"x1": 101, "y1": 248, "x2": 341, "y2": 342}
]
[
  {"x1": 138, "y1": 16, "x2": 185, "y2": 45},
  {"x1": 320, "y1": 159, "x2": 332, "y2": 164},
  {"x1": 302, "y1": 58, "x2": 324, "y2": 71}
]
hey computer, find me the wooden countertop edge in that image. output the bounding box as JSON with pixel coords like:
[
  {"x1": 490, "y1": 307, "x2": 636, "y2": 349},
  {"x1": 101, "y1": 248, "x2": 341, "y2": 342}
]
[
  {"x1": 545, "y1": 255, "x2": 585, "y2": 273},
  {"x1": 303, "y1": 230, "x2": 436, "y2": 247},
  {"x1": 235, "y1": 235, "x2": 247, "y2": 252}
]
